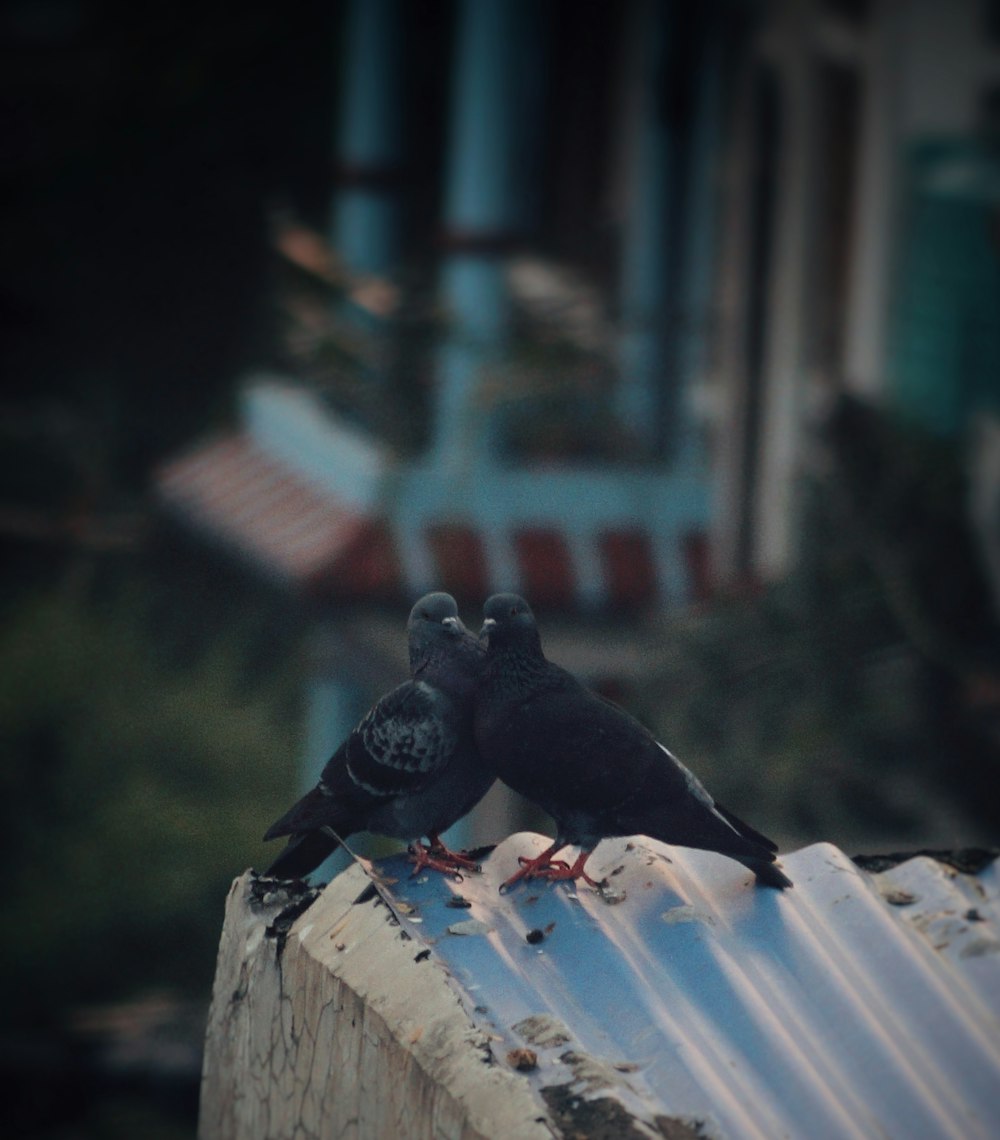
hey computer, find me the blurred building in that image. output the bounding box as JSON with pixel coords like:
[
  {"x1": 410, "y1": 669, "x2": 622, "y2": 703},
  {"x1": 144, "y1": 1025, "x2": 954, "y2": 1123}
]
[
  {"x1": 159, "y1": 0, "x2": 1000, "y2": 605},
  {"x1": 155, "y1": 0, "x2": 1000, "y2": 836}
]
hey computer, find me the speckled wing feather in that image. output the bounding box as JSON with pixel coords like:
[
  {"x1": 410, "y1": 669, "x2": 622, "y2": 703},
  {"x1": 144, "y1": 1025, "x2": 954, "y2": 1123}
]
[
  {"x1": 264, "y1": 681, "x2": 460, "y2": 843},
  {"x1": 347, "y1": 680, "x2": 459, "y2": 796},
  {"x1": 263, "y1": 591, "x2": 493, "y2": 880}
]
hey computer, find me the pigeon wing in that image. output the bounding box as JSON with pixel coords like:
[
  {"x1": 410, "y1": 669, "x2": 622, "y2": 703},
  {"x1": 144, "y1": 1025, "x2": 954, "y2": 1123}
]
[
  {"x1": 263, "y1": 680, "x2": 458, "y2": 843},
  {"x1": 346, "y1": 679, "x2": 459, "y2": 798},
  {"x1": 497, "y1": 684, "x2": 776, "y2": 860}
]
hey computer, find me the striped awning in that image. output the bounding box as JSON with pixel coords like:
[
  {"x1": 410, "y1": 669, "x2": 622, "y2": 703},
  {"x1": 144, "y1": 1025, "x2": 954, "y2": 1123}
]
[{"x1": 155, "y1": 431, "x2": 708, "y2": 610}]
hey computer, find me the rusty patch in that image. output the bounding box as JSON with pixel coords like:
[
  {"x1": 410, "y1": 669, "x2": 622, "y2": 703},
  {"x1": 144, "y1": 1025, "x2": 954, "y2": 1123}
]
[{"x1": 507, "y1": 1047, "x2": 538, "y2": 1071}]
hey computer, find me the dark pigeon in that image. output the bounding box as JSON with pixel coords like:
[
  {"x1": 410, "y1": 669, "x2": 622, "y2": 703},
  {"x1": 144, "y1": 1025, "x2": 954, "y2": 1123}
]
[
  {"x1": 474, "y1": 593, "x2": 792, "y2": 891},
  {"x1": 264, "y1": 593, "x2": 492, "y2": 879}
]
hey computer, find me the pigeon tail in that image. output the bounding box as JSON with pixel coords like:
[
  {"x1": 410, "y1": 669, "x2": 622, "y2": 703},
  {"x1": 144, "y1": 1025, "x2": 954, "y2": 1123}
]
[
  {"x1": 265, "y1": 829, "x2": 341, "y2": 879},
  {"x1": 713, "y1": 803, "x2": 779, "y2": 853},
  {"x1": 263, "y1": 776, "x2": 353, "y2": 843},
  {"x1": 737, "y1": 855, "x2": 794, "y2": 889},
  {"x1": 263, "y1": 811, "x2": 297, "y2": 842}
]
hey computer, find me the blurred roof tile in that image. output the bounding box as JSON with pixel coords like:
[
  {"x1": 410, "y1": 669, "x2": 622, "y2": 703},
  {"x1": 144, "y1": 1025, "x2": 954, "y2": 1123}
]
[{"x1": 155, "y1": 432, "x2": 399, "y2": 594}]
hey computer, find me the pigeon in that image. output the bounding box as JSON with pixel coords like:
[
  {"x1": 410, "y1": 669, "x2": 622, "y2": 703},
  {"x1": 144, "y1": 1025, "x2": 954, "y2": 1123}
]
[
  {"x1": 474, "y1": 593, "x2": 792, "y2": 891},
  {"x1": 263, "y1": 592, "x2": 492, "y2": 879}
]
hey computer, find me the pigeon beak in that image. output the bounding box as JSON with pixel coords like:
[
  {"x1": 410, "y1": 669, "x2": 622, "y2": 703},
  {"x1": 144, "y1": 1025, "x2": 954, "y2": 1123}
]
[
  {"x1": 479, "y1": 617, "x2": 496, "y2": 641},
  {"x1": 441, "y1": 616, "x2": 461, "y2": 635}
]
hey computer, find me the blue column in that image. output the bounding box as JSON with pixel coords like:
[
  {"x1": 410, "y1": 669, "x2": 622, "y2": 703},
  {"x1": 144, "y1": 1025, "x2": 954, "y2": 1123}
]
[
  {"x1": 433, "y1": 0, "x2": 535, "y2": 469},
  {"x1": 332, "y1": 0, "x2": 404, "y2": 276},
  {"x1": 616, "y1": 1, "x2": 675, "y2": 456}
]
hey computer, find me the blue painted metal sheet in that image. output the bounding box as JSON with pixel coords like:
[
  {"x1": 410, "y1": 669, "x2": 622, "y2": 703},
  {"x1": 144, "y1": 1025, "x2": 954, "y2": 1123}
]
[{"x1": 363, "y1": 834, "x2": 1000, "y2": 1140}]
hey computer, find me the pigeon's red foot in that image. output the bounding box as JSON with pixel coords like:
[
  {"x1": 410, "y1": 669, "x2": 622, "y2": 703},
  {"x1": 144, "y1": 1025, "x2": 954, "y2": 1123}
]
[
  {"x1": 540, "y1": 849, "x2": 602, "y2": 889},
  {"x1": 408, "y1": 836, "x2": 481, "y2": 877},
  {"x1": 500, "y1": 843, "x2": 602, "y2": 891}
]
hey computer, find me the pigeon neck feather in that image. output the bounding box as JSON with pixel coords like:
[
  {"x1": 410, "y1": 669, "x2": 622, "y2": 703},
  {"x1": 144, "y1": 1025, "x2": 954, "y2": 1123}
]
[
  {"x1": 483, "y1": 636, "x2": 556, "y2": 695},
  {"x1": 412, "y1": 635, "x2": 481, "y2": 696}
]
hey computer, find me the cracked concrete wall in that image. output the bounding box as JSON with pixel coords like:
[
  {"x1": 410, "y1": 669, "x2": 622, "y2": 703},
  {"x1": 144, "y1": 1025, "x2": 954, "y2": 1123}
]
[{"x1": 198, "y1": 868, "x2": 554, "y2": 1140}]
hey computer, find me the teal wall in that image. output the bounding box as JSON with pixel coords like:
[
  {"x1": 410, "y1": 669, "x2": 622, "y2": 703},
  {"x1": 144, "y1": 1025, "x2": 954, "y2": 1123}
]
[{"x1": 891, "y1": 141, "x2": 1000, "y2": 435}]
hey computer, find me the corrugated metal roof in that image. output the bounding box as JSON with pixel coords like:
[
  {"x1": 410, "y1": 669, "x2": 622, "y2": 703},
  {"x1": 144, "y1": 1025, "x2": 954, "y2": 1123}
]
[{"x1": 364, "y1": 833, "x2": 1000, "y2": 1140}]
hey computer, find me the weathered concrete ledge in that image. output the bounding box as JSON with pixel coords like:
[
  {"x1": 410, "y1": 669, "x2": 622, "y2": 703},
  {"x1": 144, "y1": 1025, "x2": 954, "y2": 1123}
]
[
  {"x1": 198, "y1": 863, "x2": 554, "y2": 1140},
  {"x1": 200, "y1": 836, "x2": 1000, "y2": 1140}
]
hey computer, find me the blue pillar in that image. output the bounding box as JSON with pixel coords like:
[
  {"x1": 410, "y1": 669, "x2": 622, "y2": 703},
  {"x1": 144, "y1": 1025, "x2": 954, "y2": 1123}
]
[
  {"x1": 332, "y1": 0, "x2": 404, "y2": 276},
  {"x1": 433, "y1": 0, "x2": 534, "y2": 469},
  {"x1": 616, "y1": 1, "x2": 675, "y2": 456}
]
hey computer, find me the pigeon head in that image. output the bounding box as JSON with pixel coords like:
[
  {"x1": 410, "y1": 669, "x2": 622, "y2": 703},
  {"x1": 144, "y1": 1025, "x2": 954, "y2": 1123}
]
[
  {"x1": 407, "y1": 592, "x2": 481, "y2": 682},
  {"x1": 480, "y1": 593, "x2": 542, "y2": 654},
  {"x1": 408, "y1": 591, "x2": 464, "y2": 635}
]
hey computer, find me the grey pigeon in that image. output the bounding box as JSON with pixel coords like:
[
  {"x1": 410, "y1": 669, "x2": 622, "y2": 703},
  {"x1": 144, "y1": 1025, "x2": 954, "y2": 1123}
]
[
  {"x1": 264, "y1": 593, "x2": 492, "y2": 879},
  {"x1": 474, "y1": 593, "x2": 792, "y2": 890}
]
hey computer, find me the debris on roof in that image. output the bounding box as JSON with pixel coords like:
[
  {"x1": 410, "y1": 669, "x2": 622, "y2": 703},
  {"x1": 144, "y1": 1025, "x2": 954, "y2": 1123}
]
[{"x1": 367, "y1": 833, "x2": 1000, "y2": 1140}]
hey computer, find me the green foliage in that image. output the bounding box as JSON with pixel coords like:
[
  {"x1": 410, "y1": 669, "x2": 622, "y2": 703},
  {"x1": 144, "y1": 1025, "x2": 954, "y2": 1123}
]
[
  {"x1": 0, "y1": 582, "x2": 300, "y2": 1028},
  {"x1": 636, "y1": 414, "x2": 999, "y2": 851},
  {"x1": 638, "y1": 580, "x2": 932, "y2": 849}
]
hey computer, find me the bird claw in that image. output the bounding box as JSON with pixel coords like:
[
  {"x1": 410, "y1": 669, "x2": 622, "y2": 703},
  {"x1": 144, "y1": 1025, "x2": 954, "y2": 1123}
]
[
  {"x1": 433, "y1": 844, "x2": 482, "y2": 872},
  {"x1": 519, "y1": 854, "x2": 572, "y2": 873},
  {"x1": 533, "y1": 861, "x2": 602, "y2": 889},
  {"x1": 500, "y1": 850, "x2": 601, "y2": 892},
  {"x1": 407, "y1": 842, "x2": 481, "y2": 879}
]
